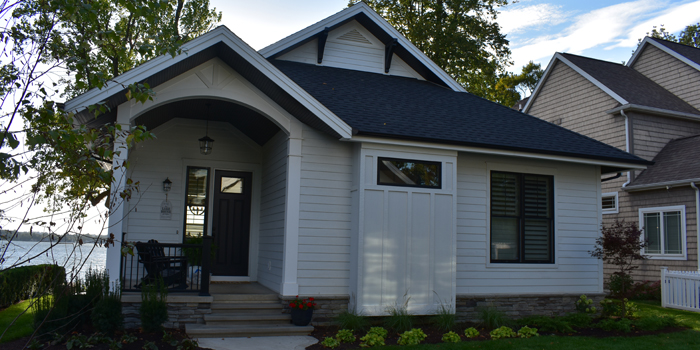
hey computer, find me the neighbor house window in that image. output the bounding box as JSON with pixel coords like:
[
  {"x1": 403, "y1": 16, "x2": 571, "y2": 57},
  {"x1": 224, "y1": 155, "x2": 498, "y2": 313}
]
[
  {"x1": 377, "y1": 157, "x2": 441, "y2": 188},
  {"x1": 490, "y1": 171, "x2": 554, "y2": 264},
  {"x1": 183, "y1": 167, "x2": 210, "y2": 239},
  {"x1": 640, "y1": 206, "x2": 686, "y2": 258},
  {"x1": 602, "y1": 192, "x2": 618, "y2": 214}
]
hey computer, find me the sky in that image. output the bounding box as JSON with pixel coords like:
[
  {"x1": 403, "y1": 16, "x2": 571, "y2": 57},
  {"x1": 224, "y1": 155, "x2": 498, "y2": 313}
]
[{"x1": 211, "y1": 0, "x2": 700, "y2": 72}]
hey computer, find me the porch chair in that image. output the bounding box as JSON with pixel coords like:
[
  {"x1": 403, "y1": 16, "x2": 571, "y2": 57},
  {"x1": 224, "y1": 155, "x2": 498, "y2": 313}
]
[{"x1": 135, "y1": 240, "x2": 188, "y2": 289}]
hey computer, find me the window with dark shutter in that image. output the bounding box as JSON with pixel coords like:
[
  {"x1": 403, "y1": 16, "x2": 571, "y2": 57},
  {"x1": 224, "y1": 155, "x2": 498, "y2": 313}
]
[{"x1": 491, "y1": 171, "x2": 554, "y2": 264}]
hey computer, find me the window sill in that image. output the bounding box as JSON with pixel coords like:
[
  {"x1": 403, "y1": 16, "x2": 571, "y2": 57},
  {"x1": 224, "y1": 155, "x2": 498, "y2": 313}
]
[
  {"x1": 486, "y1": 262, "x2": 559, "y2": 269},
  {"x1": 645, "y1": 255, "x2": 687, "y2": 261}
]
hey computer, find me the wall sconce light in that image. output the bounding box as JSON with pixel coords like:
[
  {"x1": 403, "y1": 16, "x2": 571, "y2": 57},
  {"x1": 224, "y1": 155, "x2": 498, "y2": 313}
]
[
  {"x1": 200, "y1": 103, "x2": 214, "y2": 155},
  {"x1": 163, "y1": 177, "x2": 172, "y2": 192}
]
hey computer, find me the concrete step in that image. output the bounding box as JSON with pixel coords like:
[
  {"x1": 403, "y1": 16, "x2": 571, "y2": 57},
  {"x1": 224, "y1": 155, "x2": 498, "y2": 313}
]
[
  {"x1": 212, "y1": 294, "x2": 279, "y2": 302},
  {"x1": 204, "y1": 313, "x2": 291, "y2": 326},
  {"x1": 211, "y1": 302, "x2": 282, "y2": 311},
  {"x1": 186, "y1": 324, "x2": 314, "y2": 338}
]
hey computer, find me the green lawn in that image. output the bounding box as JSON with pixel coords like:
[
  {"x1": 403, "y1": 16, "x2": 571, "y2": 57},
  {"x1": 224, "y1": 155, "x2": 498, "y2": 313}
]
[
  {"x1": 0, "y1": 299, "x2": 35, "y2": 343},
  {"x1": 372, "y1": 301, "x2": 700, "y2": 350}
]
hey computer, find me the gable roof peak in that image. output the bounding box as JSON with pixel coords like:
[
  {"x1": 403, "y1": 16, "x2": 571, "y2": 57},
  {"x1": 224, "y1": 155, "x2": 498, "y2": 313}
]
[{"x1": 629, "y1": 36, "x2": 700, "y2": 72}]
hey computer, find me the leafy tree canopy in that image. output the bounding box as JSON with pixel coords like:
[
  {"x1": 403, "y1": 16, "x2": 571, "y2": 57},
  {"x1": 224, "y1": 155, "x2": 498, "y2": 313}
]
[
  {"x1": 349, "y1": 0, "x2": 513, "y2": 101},
  {"x1": 493, "y1": 61, "x2": 544, "y2": 107},
  {"x1": 642, "y1": 23, "x2": 700, "y2": 48}
]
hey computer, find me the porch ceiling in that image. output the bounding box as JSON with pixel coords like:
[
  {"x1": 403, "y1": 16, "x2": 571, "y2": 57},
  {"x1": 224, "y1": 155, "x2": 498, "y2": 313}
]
[{"x1": 134, "y1": 98, "x2": 281, "y2": 145}]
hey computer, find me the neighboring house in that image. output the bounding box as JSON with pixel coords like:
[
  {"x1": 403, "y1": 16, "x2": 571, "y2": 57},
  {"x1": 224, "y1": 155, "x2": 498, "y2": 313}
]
[
  {"x1": 524, "y1": 38, "x2": 700, "y2": 282},
  {"x1": 64, "y1": 3, "x2": 649, "y2": 330}
]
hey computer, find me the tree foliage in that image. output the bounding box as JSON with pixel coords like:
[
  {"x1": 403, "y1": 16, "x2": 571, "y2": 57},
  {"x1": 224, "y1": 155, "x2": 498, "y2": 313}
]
[
  {"x1": 493, "y1": 61, "x2": 544, "y2": 107},
  {"x1": 642, "y1": 23, "x2": 700, "y2": 48},
  {"x1": 590, "y1": 220, "x2": 647, "y2": 298},
  {"x1": 349, "y1": 0, "x2": 512, "y2": 101}
]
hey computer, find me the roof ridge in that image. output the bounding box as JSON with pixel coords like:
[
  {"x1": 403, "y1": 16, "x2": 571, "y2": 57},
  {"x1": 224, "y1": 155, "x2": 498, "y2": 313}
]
[
  {"x1": 559, "y1": 52, "x2": 625, "y2": 66},
  {"x1": 648, "y1": 36, "x2": 700, "y2": 52},
  {"x1": 669, "y1": 133, "x2": 700, "y2": 143}
]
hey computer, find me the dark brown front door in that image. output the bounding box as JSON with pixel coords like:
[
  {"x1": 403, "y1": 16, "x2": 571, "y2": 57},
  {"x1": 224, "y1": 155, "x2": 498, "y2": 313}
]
[{"x1": 211, "y1": 170, "x2": 252, "y2": 276}]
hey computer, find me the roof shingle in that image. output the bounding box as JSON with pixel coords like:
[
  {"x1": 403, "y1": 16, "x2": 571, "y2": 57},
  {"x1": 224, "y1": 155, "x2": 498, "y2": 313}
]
[{"x1": 630, "y1": 134, "x2": 700, "y2": 186}]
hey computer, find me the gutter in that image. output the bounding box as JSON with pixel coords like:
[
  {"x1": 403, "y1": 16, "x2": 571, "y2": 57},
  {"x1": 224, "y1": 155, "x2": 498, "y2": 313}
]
[
  {"x1": 607, "y1": 104, "x2": 700, "y2": 122},
  {"x1": 692, "y1": 182, "x2": 700, "y2": 271},
  {"x1": 621, "y1": 110, "x2": 632, "y2": 188},
  {"x1": 624, "y1": 178, "x2": 700, "y2": 192}
]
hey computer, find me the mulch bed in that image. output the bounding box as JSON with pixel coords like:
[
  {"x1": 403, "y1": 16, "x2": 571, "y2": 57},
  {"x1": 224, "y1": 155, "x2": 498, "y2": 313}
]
[
  {"x1": 306, "y1": 324, "x2": 689, "y2": 350},
  {"x1": 1, "y1": 329, "x2": 211, "y2": 350}
]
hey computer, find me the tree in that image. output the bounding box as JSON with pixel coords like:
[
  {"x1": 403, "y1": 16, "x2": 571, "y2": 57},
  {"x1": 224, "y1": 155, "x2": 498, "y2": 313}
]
[
  {"x1": 349, "y1": 0, "x2": 513, "y2": 101},
  {"x1": 493, "y1": 61, "x2": 544, "y2": 107},
  {"x1": 0, "y1": 0, "x2": 220, "y2": 343},
  {"x1": 642, "y1": 23, "x2": 700, "y2": 48},
  {"x1": 589, "y1": 220, "x2": 647, "y2": 299}
]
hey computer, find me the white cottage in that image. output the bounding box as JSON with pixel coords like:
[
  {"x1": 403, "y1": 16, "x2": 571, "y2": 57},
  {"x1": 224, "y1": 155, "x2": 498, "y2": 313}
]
[{"x1": 64, "y1": 3, "x2": 650, "y2": 335}]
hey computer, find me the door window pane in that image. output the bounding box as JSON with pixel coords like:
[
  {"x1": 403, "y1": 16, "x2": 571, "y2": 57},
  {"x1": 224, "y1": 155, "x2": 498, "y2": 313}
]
[
  {"x1": 221, "y1": 177, "x2": 243, "y2": 194},
  {"x1": 185, "y1": 167, "x2": 209, "y2": 238}
]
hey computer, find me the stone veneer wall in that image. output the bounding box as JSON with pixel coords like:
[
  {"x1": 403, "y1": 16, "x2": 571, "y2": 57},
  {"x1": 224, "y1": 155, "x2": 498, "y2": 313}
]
[
  {"x1": 456, "y1": 294, "x2": 606, "y2": 322},
  {"x1": 280, "y1": 295, "x2": 349, "y2": 326},
  {"x1": 122, "y1": 295, "x2": 212, "y2": 330}
]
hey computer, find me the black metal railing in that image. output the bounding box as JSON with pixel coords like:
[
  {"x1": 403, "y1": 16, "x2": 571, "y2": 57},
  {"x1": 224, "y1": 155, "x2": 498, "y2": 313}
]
[{"x1": 120, "y1": 237, "x2": 211, "y2": 296}]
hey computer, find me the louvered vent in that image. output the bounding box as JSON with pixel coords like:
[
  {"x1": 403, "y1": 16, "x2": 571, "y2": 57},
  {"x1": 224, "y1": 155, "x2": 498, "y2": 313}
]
[{"x1": 337, "y1": 29, "x2": 372, "y2": 45}]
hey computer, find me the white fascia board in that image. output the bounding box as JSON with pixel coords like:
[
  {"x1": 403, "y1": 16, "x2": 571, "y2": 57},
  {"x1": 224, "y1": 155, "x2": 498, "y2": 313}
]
[
  {"x1": 522, "y1": 54, "x2": 559, "y2": 113},
  {"x1": 606, "y1": 104, "x2": 700, "y2": 122},
  {"x1": 624, "y1": 178, "x2": 700, "y2": 192},
  {"x1": 259, "y1": 3, "x2": 466, "y2": 92},
  {"x1": 345, "y1": 135, "x2": 648, "y2": 171},
  {"x1": 629, "y1": 37, "x2": 700, "y2": 73},
  {"x1": 64, "y1": 26, "x2": 353, "y2": 138}
]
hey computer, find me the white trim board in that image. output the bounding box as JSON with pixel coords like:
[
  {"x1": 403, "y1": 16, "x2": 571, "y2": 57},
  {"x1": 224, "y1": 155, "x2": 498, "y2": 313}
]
[
  {"x1": 259, "y1": 2, "x2": 465, "y2": 92},
  {"x1": 629, "y1": 37, "x2": 700, "y2": 73},
  {"x1": 639, "y1": 205, "x2": 688, "y2": 261}
]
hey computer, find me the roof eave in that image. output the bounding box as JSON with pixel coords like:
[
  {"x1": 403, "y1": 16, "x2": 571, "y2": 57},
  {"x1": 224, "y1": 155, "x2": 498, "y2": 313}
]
[
  {"x1": 624, "y1": 178, "x2": 700, "y2": 192},
  {"x1": 606, "y1": 104, "x2": 700, "y2": 122}
]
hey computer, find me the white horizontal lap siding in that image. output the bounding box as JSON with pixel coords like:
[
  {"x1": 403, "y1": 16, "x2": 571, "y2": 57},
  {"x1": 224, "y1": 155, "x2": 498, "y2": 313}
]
[
  {"x1": 456, "y1": 153, "x2": 602, "y2": 295},
  {"x1": 125, "y1": 118, "x2": 261, "y2": 244},
  {"x1": 297, "y1": 125, "x2": 353, "y2": 295},
  {"x1": 276, "y1": 20, "x2": 423, "y2": 80},
  {"x1": 257, "y1": 131, "x2": 288, "y2": 292}
]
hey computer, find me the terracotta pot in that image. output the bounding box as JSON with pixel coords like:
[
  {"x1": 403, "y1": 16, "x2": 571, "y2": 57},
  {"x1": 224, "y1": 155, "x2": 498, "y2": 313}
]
[{"x1": 290, "y1": 308, "x2": 313, "y2": 326}]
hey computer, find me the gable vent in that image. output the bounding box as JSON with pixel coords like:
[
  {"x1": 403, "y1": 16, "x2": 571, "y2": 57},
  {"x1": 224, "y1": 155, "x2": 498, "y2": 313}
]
[{"x1": 337, "y1": 29, "x2": 372, "y2": 45}]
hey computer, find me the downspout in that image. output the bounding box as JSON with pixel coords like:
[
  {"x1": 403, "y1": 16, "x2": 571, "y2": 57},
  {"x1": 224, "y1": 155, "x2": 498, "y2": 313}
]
[
  {"x1": 691, "y1": 182, "x2": 700, "y2": 271},
  {"x1": 621, "y1": 110, "x2": 632, "y2": 187}
]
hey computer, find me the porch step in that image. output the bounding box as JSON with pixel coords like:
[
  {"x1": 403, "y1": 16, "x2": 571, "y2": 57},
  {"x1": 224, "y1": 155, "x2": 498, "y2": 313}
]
[
  {"x1": 211, "y1": 294, "x2": 279, "y2": 302},
  {"x1": 186, "y1": 324, "x2": 314, "y2": 338},
  {"x1": 204, "y1": 313, "x2": 291, "y2": 326},
  {"x1": 211, "y1": 303, "x2": 283, "y2": 312}
]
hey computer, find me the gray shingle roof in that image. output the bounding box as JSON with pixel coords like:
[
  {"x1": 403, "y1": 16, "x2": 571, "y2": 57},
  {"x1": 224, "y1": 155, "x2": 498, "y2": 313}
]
[
  {"x1": 650, "y1": 37, "x2": 700, "y2": 67},
  {"x1": 272, "y1": 60, "x2": 651, "y2": 166},
  {"x1": 630, "y1": 135, "x2": 700, "y2": 186},
  {"x1": 560, "y1": 53, "x2": 700, "y2": 115}
]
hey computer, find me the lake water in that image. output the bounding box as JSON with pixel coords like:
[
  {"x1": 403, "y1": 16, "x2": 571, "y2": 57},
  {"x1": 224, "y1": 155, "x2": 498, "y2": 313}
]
[{"x1": 0, "y1": 240, "x2": 107, "y2": 279}]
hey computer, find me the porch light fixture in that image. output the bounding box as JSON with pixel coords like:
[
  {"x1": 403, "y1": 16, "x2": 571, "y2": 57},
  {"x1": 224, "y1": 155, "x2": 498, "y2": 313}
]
[
  {"x1": 163, "y1": 178, "x2": 172, "y2": 192},
  {"x1": 199, "y1": 103, "x2": 214, "y2": 155}
]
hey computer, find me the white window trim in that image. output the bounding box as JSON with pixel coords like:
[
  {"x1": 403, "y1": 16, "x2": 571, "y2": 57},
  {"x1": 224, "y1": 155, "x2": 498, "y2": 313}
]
[
  {"x1": 639, "y1": 205, "x2": 687, "y2": 260},
  {"x1": 602, "y1": 192, "x2": 619, "y2": 214}
]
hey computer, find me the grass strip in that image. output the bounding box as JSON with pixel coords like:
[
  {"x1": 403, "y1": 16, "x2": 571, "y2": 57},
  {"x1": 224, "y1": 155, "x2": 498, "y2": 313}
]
[{"x1": 0, "y1": 299, "x2": 35, "y2": 343}]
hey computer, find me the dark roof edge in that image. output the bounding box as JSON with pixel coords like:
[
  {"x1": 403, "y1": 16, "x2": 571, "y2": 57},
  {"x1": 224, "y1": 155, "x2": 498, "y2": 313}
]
[
  {"x1": 354, "y1": 131, "x2": 653, "y2": 167},
  {"x1": 624, "y1": 178, "x2": 700, "y2": 192}
]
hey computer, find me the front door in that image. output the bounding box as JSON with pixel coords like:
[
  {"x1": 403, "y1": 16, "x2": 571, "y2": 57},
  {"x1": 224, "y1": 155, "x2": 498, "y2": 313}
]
[{"x1": 211, "y1": 170, "x2": 252, "y2": 276}]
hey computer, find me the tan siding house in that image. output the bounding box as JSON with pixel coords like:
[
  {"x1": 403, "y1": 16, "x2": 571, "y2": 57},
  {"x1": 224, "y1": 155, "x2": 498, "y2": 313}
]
[{"x1": 525, "y1": 38, "x2": 700, "y2": 282}]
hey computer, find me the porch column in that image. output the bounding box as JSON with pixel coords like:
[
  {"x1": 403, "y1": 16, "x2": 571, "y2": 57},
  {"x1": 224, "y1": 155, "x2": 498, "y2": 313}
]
[
  {"x1": 280, "y1": 120, "x2": 302, "y2": 296},
  {"x1": 106, "y1": 106, "x2": 130, "y2": 288}
]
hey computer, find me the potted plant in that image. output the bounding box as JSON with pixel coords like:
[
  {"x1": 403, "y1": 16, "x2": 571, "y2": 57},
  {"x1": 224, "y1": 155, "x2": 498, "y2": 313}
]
[{"x1": 289, "y1": 296, "x2": 316, "y2": 326}]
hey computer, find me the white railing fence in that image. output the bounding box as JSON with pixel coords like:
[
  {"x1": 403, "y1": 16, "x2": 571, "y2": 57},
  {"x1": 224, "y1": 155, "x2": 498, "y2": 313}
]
[{"x1": 661, "y1": 267, "x2": 700, "y2": 312}]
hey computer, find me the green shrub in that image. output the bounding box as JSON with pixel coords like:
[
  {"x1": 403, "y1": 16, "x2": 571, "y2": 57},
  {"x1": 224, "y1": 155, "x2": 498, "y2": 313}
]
[
  {"x1": 517, "y1": 326, "x2": 539, "y2": 338},
  {"x1": 321, "y1": 337, "x2": 340, "y2": 348},
  {"x1": 517, "y1": 315, "x2": 573, "y2": 333},
  {"x1": 139, "y1": 279, "x2": 168, "y2": 332},
  {"x1": 142, "y1": 340, "x2": 158, "y2": 350},
  {"x1": 384, "y1": 298, "x2": 413, "y2": 332},
  {"x1": 397, "y1": 328, "x2": 427, "y2": 346},
  {"x1": 600, "y1": 298, "x2": 637, "y2": 318},
  {"x1": 176, "y1": 339, "x2": 199, "y2": 350},
  {"x1": 464, "y1": 327, "x2": 480, "y2": 338},
  {"x1": 334, "y1": 310, "x2": 369, "y2": 331},
  {"x1": 629, "y1": 281, "x2": 661, "y2": 301},
  {"x1": 336, "y1": 329, "x2": 355, "y2": 343},
  {"x1": 442, "y1": 331, "x2": 461, "y2": 343},
  {"x1": 479, "y1": 306, "x2": 509, "y2": 329},
  {"x1": 489, "y1": 326, "x2": 516, "y2": 340},
  {"x1": 84, "y1": 268, "x2": 109, "y2": 305},
  {"x1": 596, "y1": 318, "x2": 633, "y2": 333},
  {"x1": 561, "y1": 313, "x2": 593, "y2": 328},
  {"x1": 432, "y1": 304, "x2": 456, "y2": 331},
  {"x1": 608, "y1": 273, "x2": 634, "y2": 299},
  {"x1": 634, "y1": 316, "x2": 678, "y2": 331},
  {"x1": 359, "y1": 331, "x2": 385, "y2": 348},
  {"x1": 32, "y1": 280, "x2": 90, "y2": 338},
  {"x1": 0, "y1": 264, "x2": 65, "y2": 307},
  {"x1": 91, "y1": 286, "x2": 123, "y2": 335},
  {"x1": 575, "y1": 295, "x2": 597, "y2": 314},
  {"x1": 367, "y1": 327, "x2": 388, "y2": 339}
]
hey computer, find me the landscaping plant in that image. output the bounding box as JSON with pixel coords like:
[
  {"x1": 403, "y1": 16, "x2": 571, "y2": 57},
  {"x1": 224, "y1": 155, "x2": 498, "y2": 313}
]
[
  {"x1": 384, "y1": 296, "x2": 412, "y2": 332},
  {"x1": 590, "y1": 220, "x2": 647, "y2": 298},
  {"x1": 139, "y1": 279, "x2": 168, "y2": 332},
  {"x1": 359, "y1": 327, "x2": 388, "y2": 347},
  {"x1": 432, "y1": 303, "x2": 456, "y2": 331},
  {"x1": 334, "y1": 310, "x2": 369, "y2": 331},
  {"x1": 575, "y1": 295, "x2": 597, "y2": 314},
  {"x1": 464, "y1": 327, "x2": 480, "y2": 338},
  {"x1": 489, "y1": 326, "x2": 516, "y2": 340},
  {"x1": 397, "y1": 328, "x2": 427, "y2": 346},
  {"x1": 479, "y1": 306, "x2": 509, "y2": 329},
  {"x1": 289, "y1": 296, "x2": 316, "y2": 310},
  {"x1": 336, "y1": 329, "x2": 356, "y2": 343},
  {"x1": 176, "y1": 339, "x2": 199, "y2": 350},
  {"x1": 517, "y1": 325, "x2": 539, "y2": 338},
  {"x1": 441, "y1": 331, "x2": 461, "y2": 343},
  {"x1": 321, "y1": 337, "x2": 340, "y2": 348}
]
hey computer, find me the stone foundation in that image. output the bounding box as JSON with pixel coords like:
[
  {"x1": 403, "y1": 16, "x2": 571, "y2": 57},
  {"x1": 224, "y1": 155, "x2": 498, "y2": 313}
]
[
  {"x1": 121, "y1": 294, "x2": 213, "y2": 329},
  {"x1": 280, "y1": 295, "x2": 349, "y2": 326},
  {"x1": 456, "y1": 293, "x2": 605, "y2": 322}
]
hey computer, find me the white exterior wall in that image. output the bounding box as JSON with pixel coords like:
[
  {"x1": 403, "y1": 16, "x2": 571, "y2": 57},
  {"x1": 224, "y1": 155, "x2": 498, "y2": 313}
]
[
  {"x1": 277, "y1": 20, "x2": 424, "y2": 80},
  {"x1": 456, "y1": 152, "x2": 604, "y2": 295},
  {"x1": 257, "y1": 131, "x2": 288, "y2": 292},
  {"x1": 297, "y1": 125, "x2": 354, "y2": 295},
  {"x1": 351, "y1": 143, "x2": 457, "y2": 315}
]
